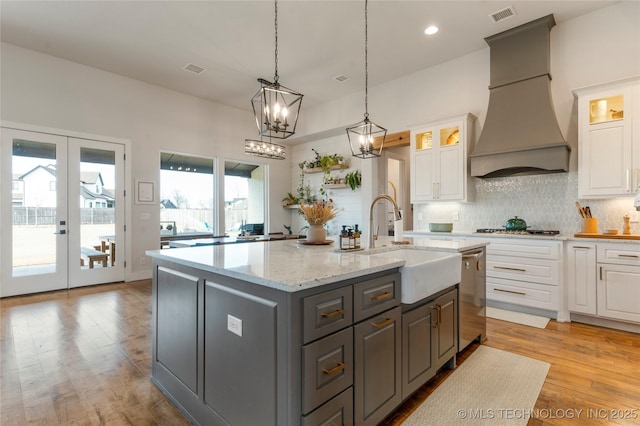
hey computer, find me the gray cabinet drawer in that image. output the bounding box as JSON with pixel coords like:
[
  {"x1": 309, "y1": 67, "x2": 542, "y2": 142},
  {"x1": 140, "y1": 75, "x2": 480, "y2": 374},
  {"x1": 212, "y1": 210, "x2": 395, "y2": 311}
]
[
  {"x1": 302, "y1": 387, "x2": 353, "y2": 426},
  {"x1": 302, "y1": 327, "x2": 354, "y2": 414},
  {"x1": 353, "y1": 273, "x2": 400, "y2": 323},
  {"x1": 304, "y1": 286, "x2": 353, "y2": 344}
]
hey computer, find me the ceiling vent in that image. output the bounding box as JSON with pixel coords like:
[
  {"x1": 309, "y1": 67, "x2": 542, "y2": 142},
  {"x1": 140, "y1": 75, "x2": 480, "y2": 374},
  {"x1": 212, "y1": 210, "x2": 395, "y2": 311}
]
[
  {"x1": 183, "y1": 63, "x2": 206, "y2": 75},
  {"x1": 333, "y1": 74, "x2": 351, "y2": 82},
  {"x1": 489, "y1": 6, "x2": 516, "y2": 23}
]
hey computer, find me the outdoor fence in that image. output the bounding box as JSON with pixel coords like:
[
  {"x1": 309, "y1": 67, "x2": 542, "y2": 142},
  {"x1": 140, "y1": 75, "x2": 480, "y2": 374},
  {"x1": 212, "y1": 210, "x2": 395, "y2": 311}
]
[{"x1": 12, "y1": 207, "x2": 116, "y2": 226}]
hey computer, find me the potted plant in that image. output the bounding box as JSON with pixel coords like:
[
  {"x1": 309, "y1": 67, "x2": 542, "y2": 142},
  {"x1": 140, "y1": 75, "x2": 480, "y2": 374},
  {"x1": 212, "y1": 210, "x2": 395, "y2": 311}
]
[
  {"x1": 282, "y1": 192, "x2": 300, "y2": 207},
  {"x1": 344, "y1": 170, "x2": 361, "y2": 190},
  {"x1": 299, "y1": 200, "x2": 338, "y2": 243}
]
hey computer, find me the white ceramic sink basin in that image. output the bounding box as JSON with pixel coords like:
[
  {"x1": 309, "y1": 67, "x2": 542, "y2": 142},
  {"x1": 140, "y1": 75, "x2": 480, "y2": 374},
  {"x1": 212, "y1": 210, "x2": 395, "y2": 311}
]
[{"x1": 368, "y1": 249, "x2": 462, "y2": 304}]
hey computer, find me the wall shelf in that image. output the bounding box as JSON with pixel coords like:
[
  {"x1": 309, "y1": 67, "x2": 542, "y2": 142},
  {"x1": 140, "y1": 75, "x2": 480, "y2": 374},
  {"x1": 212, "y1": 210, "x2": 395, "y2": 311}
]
[
  {"x1": 283, "y1": 204, "x2": 301, "y2": 209},
  {"x1": 302, "y1": 164, "x2": 348, "y2": 174},
  {"x1": 323, "y1": 183, "x2": 348, "y2": 189}
]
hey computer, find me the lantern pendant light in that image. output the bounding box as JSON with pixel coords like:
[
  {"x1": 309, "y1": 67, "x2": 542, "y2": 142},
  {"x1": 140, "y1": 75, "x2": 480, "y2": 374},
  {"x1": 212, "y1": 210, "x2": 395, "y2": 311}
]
[
  {"x1": 251, "y1": 0, "x2": 303, "y2": 140},
  {"x1": 346, "y1": 0, "x2": 387, "y2": 159}
]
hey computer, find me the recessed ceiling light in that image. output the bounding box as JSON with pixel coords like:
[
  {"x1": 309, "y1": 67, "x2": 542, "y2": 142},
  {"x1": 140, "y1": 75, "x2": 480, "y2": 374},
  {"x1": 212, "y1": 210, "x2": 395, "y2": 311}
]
[{"x1": 424, "y1": 25, "x2": 439, "y2": 35}]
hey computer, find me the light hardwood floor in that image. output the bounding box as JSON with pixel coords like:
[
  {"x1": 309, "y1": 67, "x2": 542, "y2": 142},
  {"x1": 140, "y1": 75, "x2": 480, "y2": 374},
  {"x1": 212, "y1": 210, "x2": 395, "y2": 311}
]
[{"x1": 1, "y1": 280, "x2": 639, "y2": 425}]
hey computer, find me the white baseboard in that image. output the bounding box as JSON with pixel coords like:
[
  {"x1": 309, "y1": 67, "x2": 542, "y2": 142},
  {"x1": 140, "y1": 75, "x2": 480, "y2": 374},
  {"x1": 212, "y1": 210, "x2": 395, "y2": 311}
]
[
  {"x1": 570, "y1": 313, "x2": 640, "y2": 334},
  {"x1": 127, "y1": 269, "x2": 152, "y2": 282}
]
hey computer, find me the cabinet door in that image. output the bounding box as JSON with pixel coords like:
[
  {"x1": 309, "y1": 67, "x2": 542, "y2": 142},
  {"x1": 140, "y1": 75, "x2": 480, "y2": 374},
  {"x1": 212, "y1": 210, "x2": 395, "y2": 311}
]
[
  {"x1": 354, "y1": 307, "x2": 401, "y2": 426},
  {"x1": 401, "y1": 304, "x2": 434, "y2": 399},
  {"x1": 577, "y1": 83, "x2": 637, "y2": 198},
  {"x1": 566, "y1": 242, "x2": 597, "y2": 315},
  {"x1": 204, "y1": 281, "x2": 278, "y2": 426},
  {"x1": 432, "y1": 289, "x2": 457, "y2": 367},
  {"x1": 437, "y1": 145, "x2": 463, "y2": 200},
  {"x1": 597, "y1": 264, "x2": 640, "y2": 323},
  {"x1": 156, "y1": 267, "x2": 199, "y2": 393},
  {"x1": 411, "y1": 151, "x2": 434, "y2": 202}
]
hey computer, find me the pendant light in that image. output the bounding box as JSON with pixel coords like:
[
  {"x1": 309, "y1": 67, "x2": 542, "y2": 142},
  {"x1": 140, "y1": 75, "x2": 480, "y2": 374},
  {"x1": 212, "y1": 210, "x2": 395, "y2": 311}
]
[
  {"x1": 244, "y1": 137, "x2": 286, "y2": 160},
  {"x1": 251, "y1": 0, "x2": 303, "y2": 140},
  {"x1": 346, "y1": 0, "x2": 387, "y2": 159}
]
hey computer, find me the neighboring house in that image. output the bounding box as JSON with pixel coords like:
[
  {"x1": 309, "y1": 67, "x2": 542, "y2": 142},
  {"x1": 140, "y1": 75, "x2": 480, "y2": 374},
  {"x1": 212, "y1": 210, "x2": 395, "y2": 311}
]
[
  {"x1": 11, "y1": 173, "x2": 24, "y2": 207},
  {"x1": 79, "y1": 171, "x2": 114, "y2": 208},
  {"x1": 19, "y1": 164, "x2": 57, "y2": 207},
  {"x1": 225, "y1": 197, "x2": 247, "y2": 210},
  {"x1": 16, "y1": 165, "x2": 114, "y2": 208}
]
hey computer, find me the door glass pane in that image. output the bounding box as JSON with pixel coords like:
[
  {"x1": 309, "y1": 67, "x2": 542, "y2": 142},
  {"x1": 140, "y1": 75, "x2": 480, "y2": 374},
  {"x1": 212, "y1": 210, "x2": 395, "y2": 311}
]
[
  {"x1": 79, "y1": 147, "x2": 116, "y2": 269},
  {"x1": 12, "y1": 139, "x2": 57, "y2": 276},
  {"x1": 224, "y1": 161, "x2": 265, "y2": 237},
  {"x1": 160, "y1": 153, "x2": 215, "y2": 248}
]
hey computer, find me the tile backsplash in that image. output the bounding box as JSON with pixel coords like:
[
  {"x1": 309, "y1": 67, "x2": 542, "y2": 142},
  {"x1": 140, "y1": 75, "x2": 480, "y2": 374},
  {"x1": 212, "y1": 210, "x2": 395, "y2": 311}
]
[{"x1": 413, "y1": 172, "x2": 640, "y2": 235}]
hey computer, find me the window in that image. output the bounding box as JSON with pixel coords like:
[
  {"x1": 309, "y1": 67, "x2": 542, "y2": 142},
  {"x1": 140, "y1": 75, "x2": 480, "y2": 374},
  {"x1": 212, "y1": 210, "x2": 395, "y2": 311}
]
[
  {"x1": 224, "y1": 161, "x2": 265, "y2": 236},
  {"x1": 12, "y1": 181, "x2": 19, "y2": 191},
  {"x1": 160, "y1": 152, "x2": 215, "y2": 243}
]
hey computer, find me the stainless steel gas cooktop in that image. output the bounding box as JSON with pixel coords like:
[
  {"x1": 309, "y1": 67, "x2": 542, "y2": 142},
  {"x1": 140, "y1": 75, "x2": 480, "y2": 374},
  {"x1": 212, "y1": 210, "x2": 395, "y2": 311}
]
[{"x1": 475, "y1": 228, "x2": 560, "y2": 235}]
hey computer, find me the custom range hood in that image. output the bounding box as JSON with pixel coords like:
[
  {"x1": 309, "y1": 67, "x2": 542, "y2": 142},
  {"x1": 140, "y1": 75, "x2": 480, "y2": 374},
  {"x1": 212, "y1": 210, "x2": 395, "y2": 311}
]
[{"x1": 470, "y1": 14, "x2": 570, "y2": 178}]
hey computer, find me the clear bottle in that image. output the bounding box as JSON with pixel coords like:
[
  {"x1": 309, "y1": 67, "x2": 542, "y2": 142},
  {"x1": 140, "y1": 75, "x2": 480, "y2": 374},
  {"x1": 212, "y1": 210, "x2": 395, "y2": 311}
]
[
  {"x1": 353, "y1": 224, "x2": 361, "y2": 249},
  {"x1": 340, "y1": 226, "x2": 350, "y2": 250}
]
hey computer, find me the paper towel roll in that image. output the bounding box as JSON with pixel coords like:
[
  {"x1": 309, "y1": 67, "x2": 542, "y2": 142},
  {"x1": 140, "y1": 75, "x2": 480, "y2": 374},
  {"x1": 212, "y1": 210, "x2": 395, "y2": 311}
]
[{"x1": 394, "y1": 218, "x2": 403, "y2": 242}]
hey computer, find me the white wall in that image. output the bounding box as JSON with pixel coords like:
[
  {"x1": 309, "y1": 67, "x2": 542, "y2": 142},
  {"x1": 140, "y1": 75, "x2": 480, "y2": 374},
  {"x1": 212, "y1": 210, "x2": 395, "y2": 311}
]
[
  {"x1": 288, "y1": 135, "x2": 364, "y2": 236},
  {"x1": 293, "y1": 2, "x2": 640, "y2": 235},
  {"x1": 0, "y1": 42, "x2": 291, "y2": 279}
]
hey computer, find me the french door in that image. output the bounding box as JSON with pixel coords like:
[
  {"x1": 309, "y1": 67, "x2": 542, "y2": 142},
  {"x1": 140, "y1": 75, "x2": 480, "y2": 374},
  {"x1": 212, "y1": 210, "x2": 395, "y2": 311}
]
[{"x1": 1, "y1": 128, "x2": 125, "y2": 297}]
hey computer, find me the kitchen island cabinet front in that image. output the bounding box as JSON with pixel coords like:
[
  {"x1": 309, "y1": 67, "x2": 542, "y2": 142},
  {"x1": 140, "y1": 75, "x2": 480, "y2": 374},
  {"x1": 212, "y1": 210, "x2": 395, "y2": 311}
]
[{"x1": 150, "y1": 251, "x2": 402, "y2": 426}]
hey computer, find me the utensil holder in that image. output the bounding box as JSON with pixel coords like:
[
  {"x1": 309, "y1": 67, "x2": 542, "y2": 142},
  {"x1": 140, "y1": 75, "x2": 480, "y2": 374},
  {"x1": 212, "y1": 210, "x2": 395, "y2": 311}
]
[{"x1": 582, "y1": 217, "x2": 598, "y2": 234}]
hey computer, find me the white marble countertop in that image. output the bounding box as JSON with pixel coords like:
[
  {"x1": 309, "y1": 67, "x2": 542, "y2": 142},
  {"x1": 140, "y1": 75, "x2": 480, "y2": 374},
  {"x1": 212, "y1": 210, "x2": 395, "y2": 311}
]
[{"x1": 146, "y1": 236, "x2": 490, "y2": 292}]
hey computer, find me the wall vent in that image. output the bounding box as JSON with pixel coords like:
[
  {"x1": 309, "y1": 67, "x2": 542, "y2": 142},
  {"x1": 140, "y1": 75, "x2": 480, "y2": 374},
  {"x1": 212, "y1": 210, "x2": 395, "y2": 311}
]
[
  {"x1": 489, "y1": 6, "x2": 516, "y2": 23},
  {"x1": 333, "y1": 74, "x2": 350, "y2": 82},
  {"x1": 183, "y1": 63, "x2": 206, "y2": 75}
]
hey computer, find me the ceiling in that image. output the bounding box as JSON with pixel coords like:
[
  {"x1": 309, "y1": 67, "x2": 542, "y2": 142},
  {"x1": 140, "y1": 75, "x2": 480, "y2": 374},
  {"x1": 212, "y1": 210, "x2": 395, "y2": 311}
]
[{"x1": 0, "y1": 1, "x2": 617, "y2": 112}]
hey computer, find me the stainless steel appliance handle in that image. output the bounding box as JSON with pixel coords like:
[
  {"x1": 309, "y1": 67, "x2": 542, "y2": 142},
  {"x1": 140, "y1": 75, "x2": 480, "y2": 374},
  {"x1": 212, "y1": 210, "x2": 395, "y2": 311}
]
[{"x1": 462, "y1": 251, "x2": 484, "y2": 259}]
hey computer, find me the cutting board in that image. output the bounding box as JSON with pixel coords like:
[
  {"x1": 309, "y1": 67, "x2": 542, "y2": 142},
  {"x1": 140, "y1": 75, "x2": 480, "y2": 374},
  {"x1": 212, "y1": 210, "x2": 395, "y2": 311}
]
[{"x1": 574, "y1": 233, "x2": 640, "y2": 240}]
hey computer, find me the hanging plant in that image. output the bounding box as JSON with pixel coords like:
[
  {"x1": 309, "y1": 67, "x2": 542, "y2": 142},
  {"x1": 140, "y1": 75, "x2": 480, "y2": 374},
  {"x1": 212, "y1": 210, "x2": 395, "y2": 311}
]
[{"x1": 345, "y1": 170, "x2": 362, "y2": 190}]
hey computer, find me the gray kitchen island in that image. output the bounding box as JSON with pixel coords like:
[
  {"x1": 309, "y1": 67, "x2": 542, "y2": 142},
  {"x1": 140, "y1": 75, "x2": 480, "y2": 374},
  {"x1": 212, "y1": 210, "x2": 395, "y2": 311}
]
[{"x1": 146, "y1": 237, "x2": 487, "y2": 425}]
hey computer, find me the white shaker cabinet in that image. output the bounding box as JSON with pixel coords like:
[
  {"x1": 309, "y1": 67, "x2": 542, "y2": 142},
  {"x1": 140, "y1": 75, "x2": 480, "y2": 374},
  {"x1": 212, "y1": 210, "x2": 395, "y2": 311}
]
[
  {"x1": 574, "y1": 77, "x2": 640, "y2": 198},
  {"x1": 410, "y1": 113, "x2": 475, "y2": 203},
  {"x1": 596, "y1": 243, "x2": 640, "y2": 324},
  {"x1": 566, "y1": 241, "x2": 597, "y2": 315}
]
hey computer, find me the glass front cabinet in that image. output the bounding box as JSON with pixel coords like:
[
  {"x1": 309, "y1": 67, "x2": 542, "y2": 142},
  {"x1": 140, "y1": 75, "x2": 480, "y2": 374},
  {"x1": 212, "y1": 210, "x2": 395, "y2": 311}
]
[
  {"x1": 574, "y1": 77, "x2": 640, "y2": 198},
  {"x1": 410, "y1": 113, "x2": 475, "y2": 203}
]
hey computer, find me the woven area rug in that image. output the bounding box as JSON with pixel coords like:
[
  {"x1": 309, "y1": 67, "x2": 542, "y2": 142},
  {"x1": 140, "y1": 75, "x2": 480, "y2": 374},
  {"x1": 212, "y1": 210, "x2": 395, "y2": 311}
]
[
  {"x1": 486, "y1": 307, "x2": 550, "y2": 329},
  {"x1": 402, "y1": 346, "x2": 550, "y2": 425}
]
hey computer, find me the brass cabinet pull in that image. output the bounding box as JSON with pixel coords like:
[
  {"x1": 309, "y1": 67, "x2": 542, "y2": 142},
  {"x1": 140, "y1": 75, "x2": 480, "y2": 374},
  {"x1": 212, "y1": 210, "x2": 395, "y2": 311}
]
[
  {"x1": 573, "y1": 246, "x2": 591, "y2": 249},
  {"x1": 322, "y1": 362, "x2": 345, "y2": 376},
  {"x1": 372, "y1": 317, "x2": 393, "y2": 329},
  {"x1": 494, "y1": 288, "x2": 526, "y2": 296},
  {"x1": 432, "y1": 305, "x2": 442, "y2": 328},
  {"x1": 600, "y1": 266, "x2": 603, "y2": 281},
  {"x1": 618, "y1": 254, "x2": 639, "y2": 259},
  {"x1": 321, "y1": 309, "x2": 344, "y2": 319},
  {"x1": 371, "y1": 291, "x2": 392, "y2": 301},
  {"x1": 494, "y1": 265, "x2": 526, "y2": 272}
]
